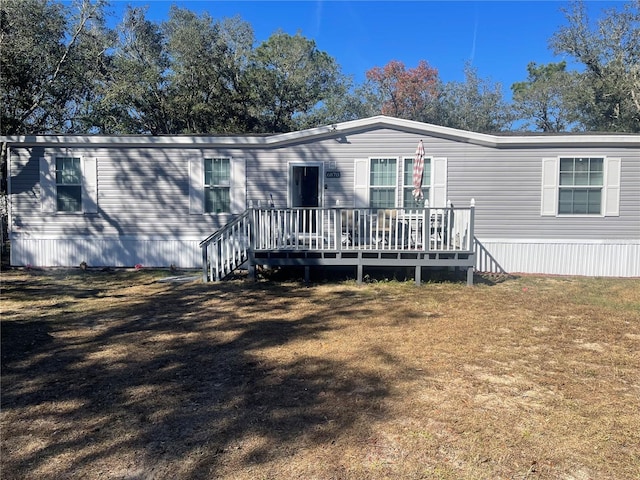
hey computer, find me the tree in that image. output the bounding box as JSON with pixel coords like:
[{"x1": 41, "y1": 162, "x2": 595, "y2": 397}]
[
  {"x1": 0, "y1": 0, "x2": 112, "y2": 135},
  {"x1": 295, "y1": 70, "x2": 395, "y2": 129},
  {"x1": 511, "y1": 61, "x2": 579, "y2": 132},
  {"x1": 550, "y1": 0, "x2": 640, "y2": 132},
  {"x1": 364, "y1": 60, "x2": 440, "y2": 121},
  {"x1": 439, "y1": 64, "x2": 512, "y2": 132},
  {"x1": 99, "y1": 7, "x2": 257, "y2": 134},
  {"x1": 94, "y1": 6, "x2": 173, "y2": 134},
  {"x1": 163, "y1": 7, "x2": 256, "y2": 133},
  {"x1": 249, "y1": 32, "x2": 342, "y2": 132}
]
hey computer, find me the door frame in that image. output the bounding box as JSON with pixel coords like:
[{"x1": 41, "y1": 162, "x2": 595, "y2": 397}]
[{"x1": 288, "y1": 162, "x2": 324, "y2": 208}]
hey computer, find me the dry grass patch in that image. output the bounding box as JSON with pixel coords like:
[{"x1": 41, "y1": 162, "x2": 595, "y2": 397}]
[{"x1": 1, "y1": 269, "x2": 639, "y2": 479}]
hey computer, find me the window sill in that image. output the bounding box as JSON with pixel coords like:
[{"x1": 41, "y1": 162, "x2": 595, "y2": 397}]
[{"x1": 54, "y1": 211, "x2": 96, "y2": 215}]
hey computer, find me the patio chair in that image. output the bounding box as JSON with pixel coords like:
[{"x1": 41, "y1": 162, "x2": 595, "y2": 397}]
[
  {"x1": 341, "y1": 210, "x2": 358, "y2": 246},
  {"x1": 376, "y1": 209, "x2": 397, "y2": 246},
  {"x1": 430, "y1": 210, "x2": 450, "y2": 248}
]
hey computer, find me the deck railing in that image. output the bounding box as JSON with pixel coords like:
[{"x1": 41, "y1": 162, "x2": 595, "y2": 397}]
[
  {"x1": 252, "y1": 204, "x2": 474, "y2": 252},
  {"x1": 201, "y1": 202, "x2": 475, "y2": 281}
]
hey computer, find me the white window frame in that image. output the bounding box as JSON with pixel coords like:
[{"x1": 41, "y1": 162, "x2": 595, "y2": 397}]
[
  {"x1": 40, "y1": 156, "x2": 98, "y2": 214},
  {"x1": 189, "y1": 157, "x2": 246, "y2": 215},
  {"x1": 368, "y1": 157, "x2": 398, "y2": 209},
  {"x1": 541, "y1": 156, "x2": 621, "y2": 217},
  {"x1": 55, "y1": 157, "x2": 82, "y2": 212},
  {"x1": 402, "y1": 156, "x2": 432, "y2": 208},
  {"x1": 204, "y1": 157, "x2": 231, "y2": 214}
]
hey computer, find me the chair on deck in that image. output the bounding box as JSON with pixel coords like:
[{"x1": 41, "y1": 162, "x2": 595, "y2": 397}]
[
  {"x1": 376, "y1": 209, "x2": 397, "y2": 246},
  {"x1": 341, "y1": 210, "x2": 358, "y2": 246},
  {"x1": 430, "y1": 210, "x2": 451, "y2": 247}
]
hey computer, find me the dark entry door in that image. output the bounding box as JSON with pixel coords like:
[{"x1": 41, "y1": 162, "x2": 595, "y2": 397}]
[
  {"x1": 291, "y1": 166, "x2": 320, "y2": 208},
  {"x1": 291, "y1": 165, "x2": 320, "y2": 233}
]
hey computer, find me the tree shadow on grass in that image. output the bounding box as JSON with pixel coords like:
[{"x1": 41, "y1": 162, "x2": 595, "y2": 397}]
[
  {"x1": 1, "y1": 320, "x2": 54, "y2": 367},
  {"x1": 1, "y1": 273, "x2": 392, "y2": 479}
]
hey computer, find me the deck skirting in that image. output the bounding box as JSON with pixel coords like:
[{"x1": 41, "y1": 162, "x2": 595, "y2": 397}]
[
  {"x1": 10, "y1": 234, "x2": 202, "y2": 268},
  {"x1": 475, "y1": 238, "x2": 640, "y2": 277},
  {"x1": 251, "y1": 249, "x2": 475, "y2": 285}
]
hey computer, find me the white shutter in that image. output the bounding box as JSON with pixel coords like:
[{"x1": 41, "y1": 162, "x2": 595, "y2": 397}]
[
  {"x1": 432, "y1": 157, "x2": 447, "y2": 208},
  {"x1": 40, "y1": 157, "x2": 56, "y2": 213},
  {"x1": 189, "y1": 159, "x2": 204, "y2": 214},
  {"x1": 354, "y1": 158, "x2": 369, "y2": 208},
  {"x1": 230, "y1": 157, "x2": 246, "y2": 214},
  {"x1": 541, "y1": 157, "x2": 558, "y2": 216},
  {"x1": 604, "y1": 157, "x2": 621, "y2": 217},
  {"x1": 394, "y1": 157, "x2": 401, "y2": 207},
  {"x1": 82, "y1": 157, "x2": 98, "y2": 213}
]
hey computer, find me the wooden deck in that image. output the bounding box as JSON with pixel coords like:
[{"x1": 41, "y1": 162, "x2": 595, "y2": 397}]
[{"x1": 200, "y1": 204, "x2": 476, "y2": 285}]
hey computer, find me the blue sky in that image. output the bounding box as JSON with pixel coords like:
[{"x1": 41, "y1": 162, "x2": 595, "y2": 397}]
[{"x1": 105, "y1": 0, "x2": 625, "y2": 98}]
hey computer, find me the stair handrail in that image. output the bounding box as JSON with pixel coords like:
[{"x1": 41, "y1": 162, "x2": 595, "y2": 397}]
[{"x1": 200, "y1": 209, "x2": 252, "y2": 282}]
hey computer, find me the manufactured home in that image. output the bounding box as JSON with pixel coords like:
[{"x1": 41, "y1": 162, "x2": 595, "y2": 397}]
[{"x1": 3, "y1": 116, "x2": 639, "y2": 282}]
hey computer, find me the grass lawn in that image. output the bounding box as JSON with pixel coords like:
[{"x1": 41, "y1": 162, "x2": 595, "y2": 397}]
[{"x1": 1, "y1": 269, "x2": 639, "y2": 479}]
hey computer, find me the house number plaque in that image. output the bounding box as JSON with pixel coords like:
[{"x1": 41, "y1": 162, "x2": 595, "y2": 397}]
[{"x1": 325, "y1": 171, "x2": 341, "y2": 178}]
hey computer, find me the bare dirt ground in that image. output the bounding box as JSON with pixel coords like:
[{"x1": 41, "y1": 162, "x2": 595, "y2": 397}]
[{"x1": 1, "y1": 268, "x2": 639, "y2": 480}]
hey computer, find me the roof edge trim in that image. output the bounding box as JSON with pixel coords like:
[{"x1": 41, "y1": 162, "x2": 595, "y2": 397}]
[{"x1": 2, "y1": 115, "x2": 638, "y2": 148}]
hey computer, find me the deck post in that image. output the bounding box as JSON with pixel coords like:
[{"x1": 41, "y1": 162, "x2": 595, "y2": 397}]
[
  {"x1": 304, "y1": 266, "x2": 310, "y2": 283},
  {"x1": 201, "y1": 244, "x2": 209, "y2": 282},
  {"x1": 467, "y1": 199, "x2": 476, "y2": 286},
  {"x1": 248, "y1": 208, "x2": 257, "y2": 281},
  {"x1": 357, "y1": 262, "x2": 363, "y2": 285},
  {"x1": 415, "y1": 265, "x2": 421, "y2": 286},
  {"x1": 248, "y1": 260, "x2": 256, "y2": 281}
]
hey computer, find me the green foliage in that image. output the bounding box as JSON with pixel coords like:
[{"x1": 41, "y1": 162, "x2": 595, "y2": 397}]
[
  {"x1": 249, "y1": 32, "x2": 342, "y2": 132},
  {"x1": 511, "y1": 61, "x2": 579, "y2": 132},
  {"x1": 0, "y1": 0, "x2": 112, "y2": 135},
  {"x1": 439, "y1": 64, "x2": 513, "y2": 132},
  {"x1": 95, "y1": 6, "x2": 173, "y2": 134},
  {"x1": 2, "y1": 0, "x2": 637, "y2": 135},
  {"x1": 163, "y1": 7, "x2": 251, "y2": 133},
  {"x1": 549, "y1": 0, "x2": 640, "y2": 132}
]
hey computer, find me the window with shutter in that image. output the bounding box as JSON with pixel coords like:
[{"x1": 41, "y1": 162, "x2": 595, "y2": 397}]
[
  {"x1": 541, "y1": 156, "x2": 620, "y2": 217},
  {"x1": 40, "y1": 156, "x2": 97, "y2": 213},
  {"x1": 190, "y1": 157, "x2": 245, "y2": 214}
]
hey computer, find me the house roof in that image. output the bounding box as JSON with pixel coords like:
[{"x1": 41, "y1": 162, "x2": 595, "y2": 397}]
[{"x1": 2, "y1": 115, "x2": 639, "y2": 149}]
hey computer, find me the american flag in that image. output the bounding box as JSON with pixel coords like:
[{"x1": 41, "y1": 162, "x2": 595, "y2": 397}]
[{"x1": 412, "y1": 140, "x2": 425, "y2": 201}]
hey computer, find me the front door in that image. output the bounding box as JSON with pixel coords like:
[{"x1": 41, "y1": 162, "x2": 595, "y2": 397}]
[
  {"x1": 290, "y1": 165, "x2": 321, "y2": 234},
  {"x1": 290, "y1": 165, "x2": 320, "y2": 208}
]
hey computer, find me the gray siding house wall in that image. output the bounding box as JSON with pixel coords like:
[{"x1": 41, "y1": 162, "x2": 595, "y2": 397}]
[{"x1": 4, "y1": 116, "x2": 639, "y2": 277}]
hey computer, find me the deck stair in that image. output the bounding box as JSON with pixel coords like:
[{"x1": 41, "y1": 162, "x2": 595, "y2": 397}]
[{"x1": 199, "y1": 210, "x2": 251, "y2": 281}]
